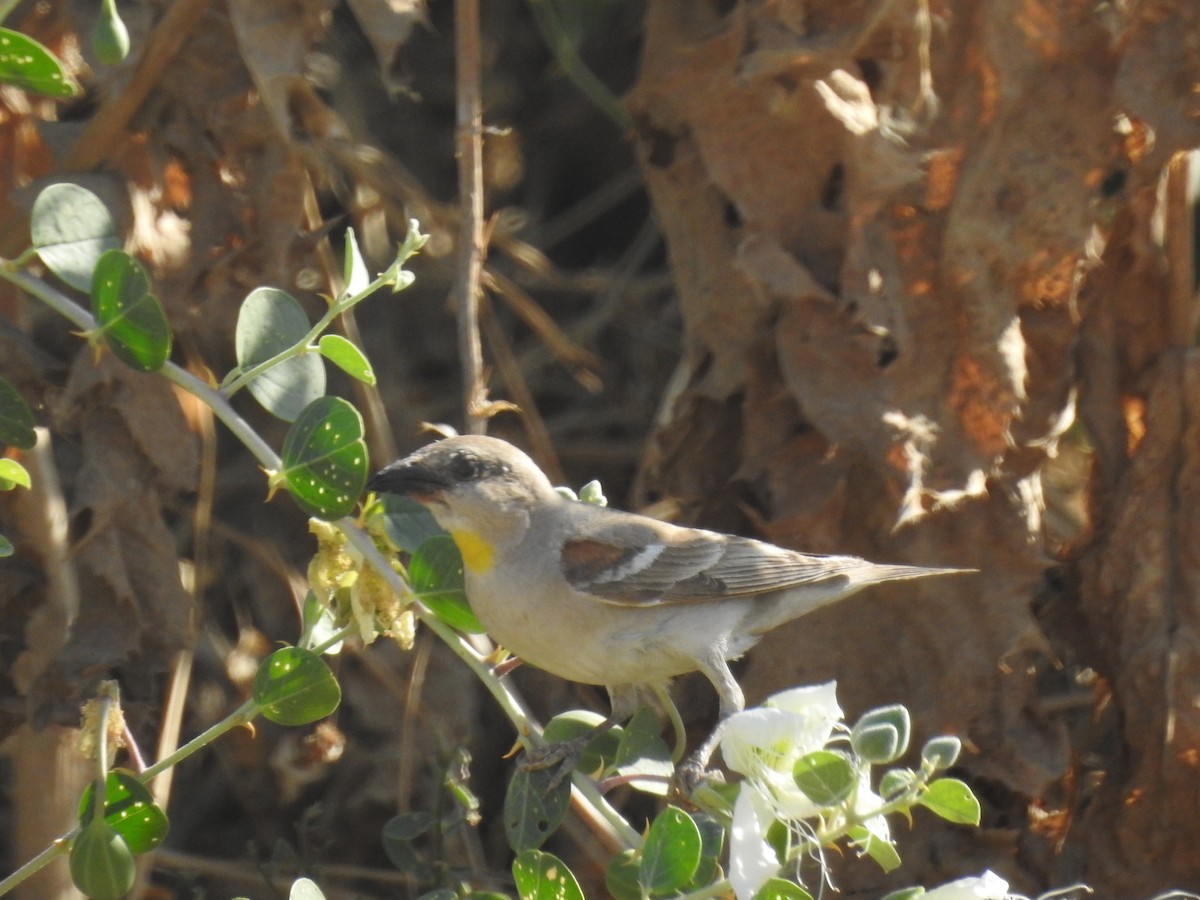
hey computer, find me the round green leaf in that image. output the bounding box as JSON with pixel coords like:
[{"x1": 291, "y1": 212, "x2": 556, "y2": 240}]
[
  {"x1": 504, "y1": 766, "x2": 571, "y2": 853},
  {"x1": 69, "y1": 816, "x2": 136, "y2": 900},
  {"x1": 0, "y1": 376, "x2": 36, "y2": 449},
  {"x1": 878, "y1": 767, "x2": 917, "y2": 800},
  {"x1": 252, "y1": 646, "x2": 342, "y2": 725},
  {"x1": 0, "y1": 27, "x2": 79, "y2": 97},
  {"x1": 793, "y1": 750, "x2": 856, "y2": 806},
  {"x1": 234, "y1": 287, "x2": 325, "y2": 421},
  {"x1": 640, "y1": 806, "x2": 701, "y2": 896},
  {"x1": 543, "y1": 710, "x2": 622, "y2": 775},
  {"x1": 512, "y1": 849, "x2": 583, "y2": 900},
  {"x1": 852, "y1": 722, "x2": 902, "y2": 765},
  {"x1": 604, "y1": 849, "x2": 641, "y2": 900},
  {"x1": 31, "y1": 183, "x2": 119, "y2": 291},
  {"x1": 91, "y1": 250, "x2": 171, "y2": 372},
  {"x1": 851, "y1": 705, "x2": 910, "y2": 764},
  {"x1": 78, "y1": 770, "x2": 169, "y2": 853},
  {"x1": 918, "y1": 777, "x2": 981, "y2": 825},
  {"x1": 279, "y1": 396, "x2": 368, "y2": 519},
  {"x1": 409, "y1": 534, "x2": 484, "y2": 633},
  {"x1": 921, "y1": 735, "x2": 962, "y2": 771},
  {"x1": 0, "y1": 459, "x2": 31, "y2": 490},
  {"x1": 318, "y1": 334, "x2": 376, "y2": 385},
  {"x1": 753, "y1": 877, "x2": 814, "y2": 900},
  {"x1": 378, "y1": 493, "x2": 446, "y2": 552},
  {"x1": 613, "y1": 705, "x2": 673, "y2": 793},
  {"x1": 380, "y1": 810, "x2": 438, "y2": 876}
]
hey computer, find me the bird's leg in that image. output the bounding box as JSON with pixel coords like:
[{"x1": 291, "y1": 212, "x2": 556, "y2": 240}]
[
  {"x1": 521, "y1": 710, "x2": 623, "y2": 788},
  {"x1": 673, "y1": 652, "x2": 744, "y2": 797},
  {"x1": 522, "y1": 685, "x2": 644, "y2": 788}
]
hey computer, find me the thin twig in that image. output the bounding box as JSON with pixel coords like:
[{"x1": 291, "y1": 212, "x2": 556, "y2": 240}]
[
  {"x1": 453, "y1": 0, "x2": 489, "y2": 434},
  {"x1": 480, "y1": 295, "x2": 565, "y2": 482}
]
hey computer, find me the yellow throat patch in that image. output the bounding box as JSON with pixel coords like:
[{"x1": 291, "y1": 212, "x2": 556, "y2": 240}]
[{"x1": 449, "y1": 528, "x2": 494, "y2": 573}]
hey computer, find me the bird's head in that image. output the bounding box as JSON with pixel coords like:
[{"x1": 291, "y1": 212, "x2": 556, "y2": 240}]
[{"x1": 367, "y1": 435, "x2": 559, "y2": 568}]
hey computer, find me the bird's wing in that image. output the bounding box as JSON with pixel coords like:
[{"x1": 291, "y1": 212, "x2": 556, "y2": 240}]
[{"x1": 559, "y1": 513, "x2": 864, "y2": 607}]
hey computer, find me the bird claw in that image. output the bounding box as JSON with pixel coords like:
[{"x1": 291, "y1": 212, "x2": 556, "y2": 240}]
[
  {"x1": 671, "y1": 753, "x2": 722, "y2": 801},
  {"x1": 520, "y1": 738, "x2": 586, "y2": 790}
]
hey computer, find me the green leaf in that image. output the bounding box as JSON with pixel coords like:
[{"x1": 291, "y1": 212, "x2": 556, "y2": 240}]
[
  {"x1": 753, "y1": 877, "x2": 814, "y2": 900},
  {"x1": 0, "y1": 28, "x2": 79, "y2": 97},
  {"x1": 851, "y1": 704, "x2": 910, "y2": 764},
  {"x1": 918, "y1": 778, "x2": 981, "y2": 825},
  {"x1": 852, "y1": 722, "x2": 903, "y2": 766},
  {"x1": 0, "y1": 376, "x2": 36, "y2": 449},
  {"x1": 792, "y1": 750, "x2": 856, "y2": 806},
  {"x1": 31, "y1": 183, "x2": 119, "y2": 291},
  {"x1": 342, "y1": 227, "x2": 371, "y2": 299},
  {"x1": 878, "y1": 767, "x2": 917, "y2": 801},
  {"x1": 69, "y1": 816, "x2": 136, "y2": 900},
  {"x1": 318, "y1": 334, "x2": 376, "y2": 385},
  {"x1": 921, "y1": 735, "x2": 962, "y2": 771},
  {"x1": 543, "y1": 710, "x2": 622, "y2": 775},
  {"x1": 613, "y1": 705, "x2": 673, "y2": 793},
  {"x1": 78, "y1": 770, "x2": 169, "y2": 854},
  {"x1": 504, "y1": 766, "x2": 571, "y2": 852},
  {"x1": 0, "y1": 459, "x2": 31, "y2": 490},
  {"x1": 881, "y1": 889, "x2": 926, "y2": 900},
  {"x1": 640, "y1": 806, "x2": 701, "y2": 895},
  {"x1": 409, "y1": 534, "x2": 484, "y2": 633},
  {"x1": 378, "y1": 494, "x2": 447, "y2": 552},
  {"x1": 252, "y1": 646, "x2": 342, "y2": 725},
  {"x1": 682, "y1": 812, "x2": 725, "y2": 891},
  {"x1": 0, "y1": 534, "x2": 12, "y2": 557},
  {"x1": 847, "y1": 825, "x2": 902, "y2": 872},
  {"x1": 380, "y1": 810, "x2": 438, "y2": 877},
  {"x1": 512, "y1": 849, "x2": 584, "y2": 900},
  {"x1": 90, "y1": 249, "x2": 172, "y2": 372},
  {"x1": 234, "y1": 286, "x2": 325, "y2": 421},
  {"x1": 604, "y1": 849, "x2": 641, "y2": 900},
  {"x1": 278, "y1": 396, "x2": 368, "y2": 520},
  {"x1": 92, "y1": 0, "x2": 130, "y2": 64}
]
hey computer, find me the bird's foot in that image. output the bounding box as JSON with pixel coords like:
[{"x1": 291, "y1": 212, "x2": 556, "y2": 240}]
[
  {"x1": 520, "y1": 737, "x2": 588, "y2": 790},
  {"x1": 671, "y1": 751, "x2": 724, "y2": 802}
]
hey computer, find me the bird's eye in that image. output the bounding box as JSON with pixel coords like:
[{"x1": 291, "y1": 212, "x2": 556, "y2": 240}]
[{"x1": 448, "y1": 453, "x2": 483, "y2": 481}]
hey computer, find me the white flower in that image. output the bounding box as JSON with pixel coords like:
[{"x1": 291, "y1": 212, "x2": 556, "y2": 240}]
[
  {"x1": 729, "y1": 784, "x2": 781, "y2": 900},
  {"x1": 922, "y1": 870, "x2": 1011, "y2": 899},
  {"x1": 721, "y1": 681, "x2": 843, "y2": 820},
  {"x1": 722, "y1": 681, "x2": 841, "y2": 778}
]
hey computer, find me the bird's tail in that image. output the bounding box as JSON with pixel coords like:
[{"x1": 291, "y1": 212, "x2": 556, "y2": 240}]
[{"x1": 746, "y1": 560, "x2": 974, "y2": 635}]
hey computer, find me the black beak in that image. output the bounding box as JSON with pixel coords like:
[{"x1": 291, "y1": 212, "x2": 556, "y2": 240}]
[{"x1": 367, "y1": 461, "x2": 451, "y2": 499}]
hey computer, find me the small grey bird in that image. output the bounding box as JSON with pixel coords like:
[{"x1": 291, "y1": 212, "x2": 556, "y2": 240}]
[{"x1": 368, "y1": 435, "x2": 968, "y2": 780}]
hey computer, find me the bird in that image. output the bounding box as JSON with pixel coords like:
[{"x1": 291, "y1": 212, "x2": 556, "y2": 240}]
[{"x1": 367, "y1": 434, "x2": 968, "y2": 785}]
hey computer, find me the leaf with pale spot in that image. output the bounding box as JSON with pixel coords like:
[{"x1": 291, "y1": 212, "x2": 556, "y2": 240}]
[
  {"x1": 279, "y1": 396, "x2": 368, "y2": 520},
  {"x1": 318, "y1": 334, "x2": 376, "y2": 385},
  {"x1": 78, "y1": 770, "x2": 168, "y2": 854},
  {"x1": 91, "y1": 250, "x2": 172, "y2": 372},
  {"x1": 0, "y1": 28, "x2": 79, "y2": 97},
  {"x1": 512, "y1": 849, "x2": 584, "y2": 900},
  {"x1": 252, "y1": 646, "x2": 341, "y2": 725}
]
